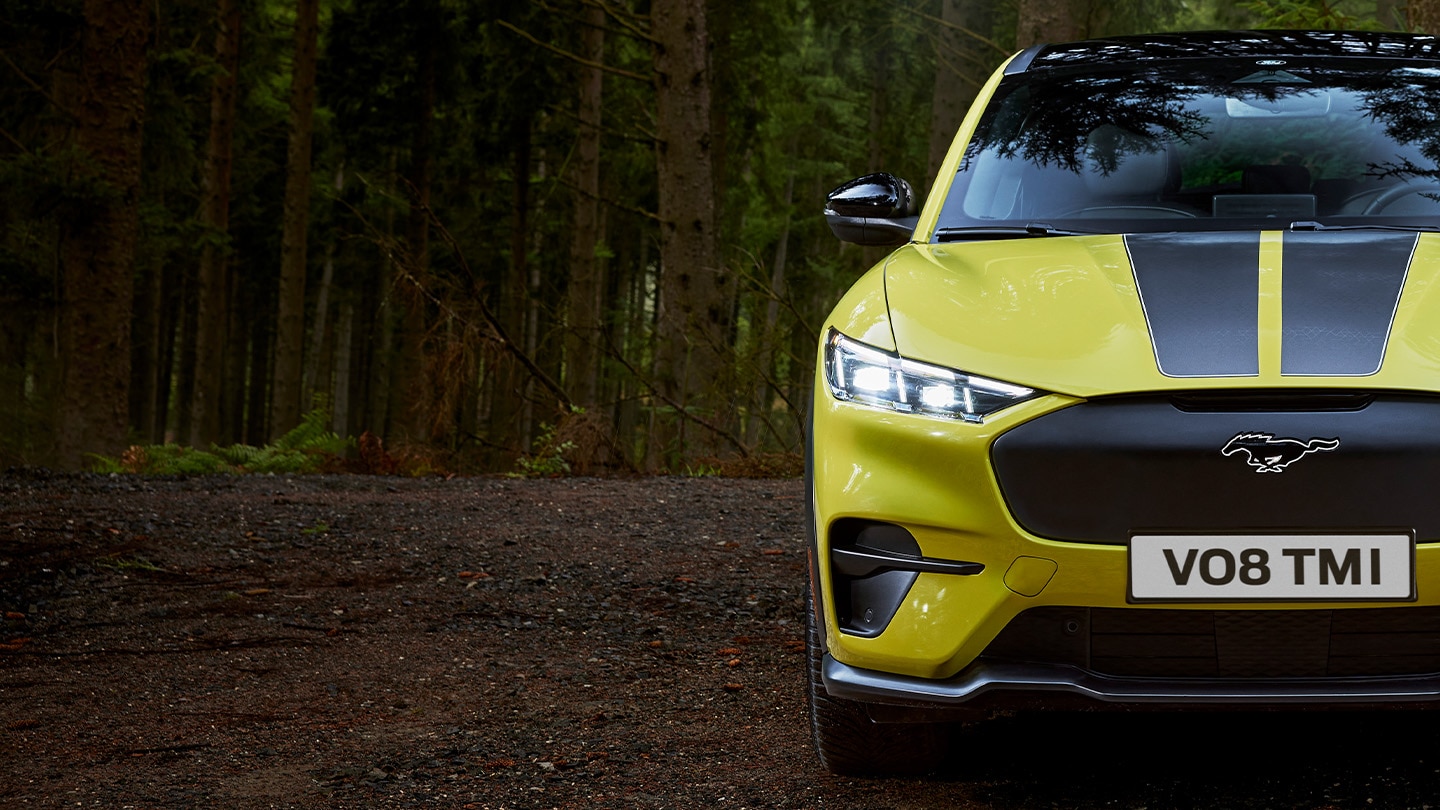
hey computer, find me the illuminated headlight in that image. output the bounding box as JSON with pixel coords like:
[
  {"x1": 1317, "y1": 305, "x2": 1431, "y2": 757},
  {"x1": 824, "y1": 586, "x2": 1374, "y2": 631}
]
[{"x1": 824, "y1": 329, "x2": 1039, "y2": 423}]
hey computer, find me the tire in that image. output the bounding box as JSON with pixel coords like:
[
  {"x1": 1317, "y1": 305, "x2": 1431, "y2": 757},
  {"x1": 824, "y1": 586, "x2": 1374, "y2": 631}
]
[{"x1": 806, "y1": 598, "x2": 952, "y2": 776}]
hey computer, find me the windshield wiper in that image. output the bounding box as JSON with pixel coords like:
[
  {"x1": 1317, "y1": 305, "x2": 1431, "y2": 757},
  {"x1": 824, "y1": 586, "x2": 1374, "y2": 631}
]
[
  {"x1": 933, "y1": 223, "x2": 1092, "y2": 242},
  {"x1": 1288, "y1": 220, "x2": 1440, "y2": 233}
]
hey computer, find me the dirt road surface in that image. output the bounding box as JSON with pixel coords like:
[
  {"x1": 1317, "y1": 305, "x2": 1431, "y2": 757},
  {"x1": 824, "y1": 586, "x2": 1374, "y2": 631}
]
[{"x1": 4, "y1": 473, "x2": 1439, "y2": 808}]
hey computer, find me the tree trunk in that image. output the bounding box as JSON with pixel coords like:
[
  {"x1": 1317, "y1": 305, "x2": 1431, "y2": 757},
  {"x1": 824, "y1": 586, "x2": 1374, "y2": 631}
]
[
  {"x1": 0, "y1": 298, "x2": 46, "y2": 464},
  {"x1": 651, "y1": 0, "x2": 727, "y2": 466},
  {"x1": 129, "y1": 245, "x2": 164, "y2": 443},
  {"x1": 486, "y1": 117, "x2": 533, "y2": 458},
  {"x1": 1015, "y1": 0, "x2": 1085, "y2": 49},
  {"x1": 928, "y1": 0, "x2": 995, "y2": 182},
  {"x1": 270, "y1": 0, "x2": 319, "y2": 439},
  {"x1": 747, "y1": 168, "x2": 794, "y2": 447},
  {"x1": 221, "y1": 266, "x2": 248, "y2": 443},
  {"x1": 245, "y1": 294, "x2": 271, "y2": 445},
  {"x1": 396, "y1": 5, "x2": 439, "y2": 442},
  {"x1": 175, "y1": 241, "x2": 198, "y2": 443},
  {"x1": 304, "y1": 238, "x2": 335, "y2": 409},
  {"x1": 523, "y1": 144, "x2": 548, "y2": 451},
  {"x1": 53, "y1": 0, "x2": 151, "y2": 469},
  {"x1": 333, "y1": 301, "x2": 354, "y2": 435},
  {"x1": 564, "y1": 3, "x2": 606, "y2": 409},
  {"x1": 371, "y1": 152, "x2": 399, "y2": 440},
  {"x1": 1411, "y1": 0, "x2": 1440, "y2": 33},
  {"x1": 304, "y1": 165, "x2": 344, "y2": 410},
  {"x1": 154, "y1": 262, "x2": 183, "y2": 440},
  {"x1": 707, "y1": 0, "x2": 732, "y2": 237},
  {"x1": 190, "y1": 0, "x2": 242, "y2": 447}
]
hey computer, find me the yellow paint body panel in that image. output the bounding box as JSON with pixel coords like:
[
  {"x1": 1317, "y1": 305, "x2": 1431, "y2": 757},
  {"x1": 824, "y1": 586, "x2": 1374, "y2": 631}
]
[
  {"x1": 879, "y1": 233, "x2": 1440, "y2": 396},
  {"x1": 813, "y1": 235, "x2": 1440, "y2": 682}
]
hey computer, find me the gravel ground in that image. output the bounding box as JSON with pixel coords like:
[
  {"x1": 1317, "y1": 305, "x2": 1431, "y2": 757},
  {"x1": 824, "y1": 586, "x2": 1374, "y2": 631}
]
[{"x1": 4, "y1": 472, "x2": 1440, "y2": 809}]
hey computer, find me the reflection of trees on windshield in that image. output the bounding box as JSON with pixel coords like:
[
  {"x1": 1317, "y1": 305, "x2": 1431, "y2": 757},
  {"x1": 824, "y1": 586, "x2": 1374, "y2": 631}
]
[
  {"x1": 964, "y1": 67, "x2": 1440, "y2": 188},
  {"x1": 1358, "y1": 81, "x2": 1440, "y2": 182},
  {"x1": 967, "y1": 75, "x2": 1209, "y2": 174},
  {"x1": 1029, "y1": 30, "x2": 1440, "y2": 70}
]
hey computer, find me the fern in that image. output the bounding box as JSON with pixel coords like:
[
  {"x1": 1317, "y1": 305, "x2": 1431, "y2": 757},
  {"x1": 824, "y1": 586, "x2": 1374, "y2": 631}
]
[
  {"x1": 89, "y1": 407, "x2": 354, "y2": 475},
  {"x1": 86, "y1": 454, "x2": 125, "y2": 473},
  {"x1": 275, "y1": 407, "x2": 339, "y2": 451},
  {"x1": 101, "y1": 444, "x2": 232, "y2": 475},
  {"x1": 214, "y1": 443, "x2": 266, "y2": 468},
  {"x1": 240, "y1": 446, "x2": 312, "y2": 474}
]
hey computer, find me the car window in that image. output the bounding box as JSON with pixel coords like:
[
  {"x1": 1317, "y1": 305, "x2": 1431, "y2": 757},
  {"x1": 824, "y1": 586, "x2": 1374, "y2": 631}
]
[{"x1": 935, "y1": 61, "x2": 1440, "y2": 236}]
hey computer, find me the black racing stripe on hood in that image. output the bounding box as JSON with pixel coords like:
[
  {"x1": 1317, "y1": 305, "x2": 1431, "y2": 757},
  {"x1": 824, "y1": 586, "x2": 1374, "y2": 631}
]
[
  {"x1": 1281, "y1": 232, "x2": 1416, "y2": 376},
  {"x1": 1126, "y1": 232, "x2": 1261, "y2": 377}
]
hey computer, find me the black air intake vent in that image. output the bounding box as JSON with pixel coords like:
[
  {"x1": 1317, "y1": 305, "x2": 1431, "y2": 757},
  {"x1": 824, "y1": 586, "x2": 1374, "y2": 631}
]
[
  {"x1": 1169, "y1": 390, "x2": 1374, "y2": 413},
  {"x1": 985, "y1": 606, "x2": 1440, "y2": 678}
]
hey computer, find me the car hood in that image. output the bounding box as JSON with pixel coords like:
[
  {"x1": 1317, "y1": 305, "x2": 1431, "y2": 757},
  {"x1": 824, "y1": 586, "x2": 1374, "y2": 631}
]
[{"x1": 884, "y1": 230, "x2": 1440, "y2": 398}]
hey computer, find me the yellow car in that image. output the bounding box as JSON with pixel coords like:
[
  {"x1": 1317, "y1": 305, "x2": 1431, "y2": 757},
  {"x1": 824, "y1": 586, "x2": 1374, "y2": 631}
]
[{"x1": 809, "y1": 30, "x2": 1440, "y2": 774}]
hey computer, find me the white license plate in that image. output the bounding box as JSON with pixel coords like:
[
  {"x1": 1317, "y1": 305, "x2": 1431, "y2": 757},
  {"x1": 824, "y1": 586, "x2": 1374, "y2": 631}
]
[{"x1": 1129, "y1": 534, "x2": 1414, "y2": 602}]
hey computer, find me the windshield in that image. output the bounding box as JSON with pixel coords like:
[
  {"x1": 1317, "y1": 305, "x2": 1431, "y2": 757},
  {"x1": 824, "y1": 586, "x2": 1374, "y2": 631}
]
[{"x1": 935, "y1": 59, "x2": 1440, "y2": 237}]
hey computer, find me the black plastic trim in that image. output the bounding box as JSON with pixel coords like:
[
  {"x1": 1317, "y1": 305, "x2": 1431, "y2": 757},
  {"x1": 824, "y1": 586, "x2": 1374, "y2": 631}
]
[
  {"x1": 823, "y1": 655, "x2": 1440, "y2": 707},
  {"x1": 1003, "y1": 44, "x2": 1044, "y2": 74},
  {"x1": 827, "y1": 520, "x2": 970, "y2": 638},
  {"x1": 991, "y1": 393, "x2": 1440, "y2": 543},
  {"x1": 1169, "y1": 390, "x2": 1373, "y2": 412},
  {"x1": 824, "y1": 213, "x2": 918, "y2": 246},
  {"x1": 831, "y1": 547, "x2": 985, "y2": 578},
  {"x1": 1021, "y1": 31, "x2": 1440, "y2": 74}
]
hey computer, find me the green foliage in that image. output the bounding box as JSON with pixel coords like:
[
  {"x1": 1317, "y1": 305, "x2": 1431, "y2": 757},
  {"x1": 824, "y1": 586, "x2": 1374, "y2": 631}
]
[
  {"x1": 512, "y1": 420, "x2": 575, "y2": 477},
  {"x1": 90, "y1": 407, "x2": 353, "y2": 475},
  {"x1": 87, "y1": 444, "x2": 234, "y2": 475},
  {"x1": 1241, "y1": 0, "x2": 1381, "y2": 29},
  {"x1": 212, "y1": 406, "x2": 352, "y2": 472}
]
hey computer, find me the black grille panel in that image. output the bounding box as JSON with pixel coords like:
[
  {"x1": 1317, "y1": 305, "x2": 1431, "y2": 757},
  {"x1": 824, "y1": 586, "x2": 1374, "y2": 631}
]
[
  {"x1": 983, "y1": 606, "x2": 1440, "y2": 678},
  {"x1": 991, "y1": 394, "x2": 1440, "y2": 543}
]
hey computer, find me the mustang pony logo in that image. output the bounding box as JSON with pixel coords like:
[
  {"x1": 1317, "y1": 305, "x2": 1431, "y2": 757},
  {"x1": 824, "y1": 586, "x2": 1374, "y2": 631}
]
[{"x1": 1221, "y1": 433, "x2": 1340, "y2": 473}]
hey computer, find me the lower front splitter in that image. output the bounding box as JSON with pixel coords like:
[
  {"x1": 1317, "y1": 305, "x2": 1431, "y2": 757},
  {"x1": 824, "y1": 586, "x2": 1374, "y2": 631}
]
[{"x1": 823, "y1": 654, "x2": 1440, "y2": 707}]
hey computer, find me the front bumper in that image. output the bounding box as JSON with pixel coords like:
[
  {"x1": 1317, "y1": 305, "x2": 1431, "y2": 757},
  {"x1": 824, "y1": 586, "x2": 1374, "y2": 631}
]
[
  {"x1": 811, "y1": 386, "x2": 1440, "y2": 688},
  {"x1": 823, "y1": 654, "x2": 1440, "y2": 707}
]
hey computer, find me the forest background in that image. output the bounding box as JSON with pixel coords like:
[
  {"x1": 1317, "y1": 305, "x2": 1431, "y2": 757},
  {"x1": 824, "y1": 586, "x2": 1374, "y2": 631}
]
[{"x1": 0, "y1": 0, "x2": 1428, "y2": 474}]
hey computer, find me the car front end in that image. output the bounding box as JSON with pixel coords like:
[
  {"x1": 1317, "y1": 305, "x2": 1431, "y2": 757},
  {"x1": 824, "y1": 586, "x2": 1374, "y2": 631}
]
[{"x1": 809, "y1": 30, "x2": 1440, "y2": 774}]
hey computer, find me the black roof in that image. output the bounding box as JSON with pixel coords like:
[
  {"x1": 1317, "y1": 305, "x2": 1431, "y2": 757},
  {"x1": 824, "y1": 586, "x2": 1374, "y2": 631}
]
[{"x1": 1006, "y1": 30, "x2": 1440, "y2": 75}]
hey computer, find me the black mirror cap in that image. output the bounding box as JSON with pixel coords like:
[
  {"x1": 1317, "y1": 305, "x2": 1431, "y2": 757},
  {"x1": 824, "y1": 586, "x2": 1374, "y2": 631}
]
[
  {"x1": 824, "y1": 173, "x2": 920, "y2": 246},
  {"x1": 824, "y1": 213, "x2": 919, "y2": 246},
  {"x1": 825, "y1": 173, "x2": 918, "y2": 218}
]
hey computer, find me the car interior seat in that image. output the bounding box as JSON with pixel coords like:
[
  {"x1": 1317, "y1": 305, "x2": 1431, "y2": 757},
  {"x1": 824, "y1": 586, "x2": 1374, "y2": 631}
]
[{"x1": 1078, "y1": 124, "x2": 1193, "y2": 217}]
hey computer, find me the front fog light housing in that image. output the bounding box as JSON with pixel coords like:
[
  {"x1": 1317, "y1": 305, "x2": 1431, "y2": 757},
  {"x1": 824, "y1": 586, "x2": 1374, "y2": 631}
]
[{"x1": 824, "y1": 329, "x2": 1039, "y2": 423}]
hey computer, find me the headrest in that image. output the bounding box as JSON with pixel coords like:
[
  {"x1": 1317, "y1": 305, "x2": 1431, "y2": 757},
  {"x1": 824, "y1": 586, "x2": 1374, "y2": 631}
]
[{"x1": 1082, "y1": 125, "x2": 1171, "y2": 197}]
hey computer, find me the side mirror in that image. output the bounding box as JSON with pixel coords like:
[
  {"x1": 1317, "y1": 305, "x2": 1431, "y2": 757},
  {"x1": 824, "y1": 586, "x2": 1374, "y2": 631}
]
[{"x1": 824, "y1": 173, "x2": 920, "y2": 246}]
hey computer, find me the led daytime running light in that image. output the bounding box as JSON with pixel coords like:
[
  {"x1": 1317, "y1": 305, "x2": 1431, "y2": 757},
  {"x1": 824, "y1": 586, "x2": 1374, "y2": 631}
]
[{"x1": 824, "y1": 330, "x2": 1037, "y2": 422}]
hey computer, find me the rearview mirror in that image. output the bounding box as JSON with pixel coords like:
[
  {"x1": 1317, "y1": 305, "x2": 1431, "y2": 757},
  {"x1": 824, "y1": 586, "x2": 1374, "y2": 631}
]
[{"x1": 1224, "y1": 91, "x2": 1331, "y2": 118}]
